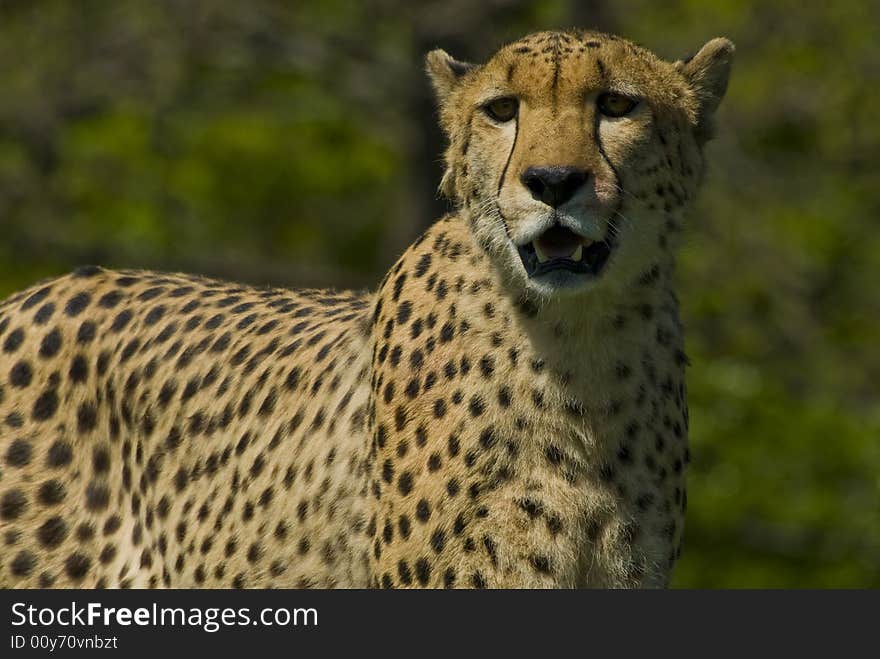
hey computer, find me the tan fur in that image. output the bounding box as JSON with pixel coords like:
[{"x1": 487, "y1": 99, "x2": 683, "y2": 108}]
[{"x1": 0, "y1": 30, "x2": 732, "y2": 588}]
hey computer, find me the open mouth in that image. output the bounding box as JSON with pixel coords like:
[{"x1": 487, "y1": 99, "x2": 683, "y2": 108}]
[{"x1": 516, "y1": 225, "x2": 613, "y2": 278}]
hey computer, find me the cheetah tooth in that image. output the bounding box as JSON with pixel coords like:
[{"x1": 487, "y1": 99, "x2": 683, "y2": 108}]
[
  {"x1": 571, "y1": 245, "x2": 583, "y2": 261},
  {"x1": 533, "y1": 242, "x2": 550, "y2": 263}
]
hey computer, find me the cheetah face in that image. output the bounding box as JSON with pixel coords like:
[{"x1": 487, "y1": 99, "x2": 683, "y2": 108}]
[{"x1": 428, "y1": 31, "x2": 733, "y2": 299}]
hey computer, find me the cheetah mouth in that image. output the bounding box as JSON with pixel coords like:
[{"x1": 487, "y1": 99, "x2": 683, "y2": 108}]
[{"x1": 516, "y1": 225, "x2": 613, "y2": 279}]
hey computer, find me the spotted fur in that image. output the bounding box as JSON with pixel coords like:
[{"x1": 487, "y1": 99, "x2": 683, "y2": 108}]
[{"x1": 0, "y1": 30, "x2": 733, "y2": 588}]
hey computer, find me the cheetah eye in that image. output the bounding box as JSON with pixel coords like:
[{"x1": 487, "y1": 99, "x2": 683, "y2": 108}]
[
  {"x1": 597, "y1": 92, "x2": 638, "y2": 118},
  {"x1": 483, "y1": 97, "x2": 519, "y2": 123}
]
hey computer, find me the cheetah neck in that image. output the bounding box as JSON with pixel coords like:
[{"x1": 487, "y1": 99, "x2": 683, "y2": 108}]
[{"x1": 374, "y1": 213, "x2": 689, "y2": 586}]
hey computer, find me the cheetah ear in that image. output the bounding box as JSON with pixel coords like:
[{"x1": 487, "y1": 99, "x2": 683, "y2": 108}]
[
  {"x1": 426, "y1": 49, "x2": 475, "y2": 104},
  {"x1": 676, "y1": 38, "x2": 735, "y2": 141}
]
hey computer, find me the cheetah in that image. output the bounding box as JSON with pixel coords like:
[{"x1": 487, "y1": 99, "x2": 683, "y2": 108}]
[{"x1": 0, "y1": 30, "x2": 733, "y2": 589}]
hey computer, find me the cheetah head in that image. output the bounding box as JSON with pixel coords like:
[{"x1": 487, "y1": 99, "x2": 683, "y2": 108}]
[{"x1": 427, "y1": 30, "x2": 733, "y2": 300}]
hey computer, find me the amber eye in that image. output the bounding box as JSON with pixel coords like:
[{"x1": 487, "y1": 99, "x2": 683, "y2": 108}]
[
  {"x1": 597, "y1": 92, "x2": 638, "y2": 118},
  {"x1": 483, "y1": 97, "x2": 519, "y2": 122}
]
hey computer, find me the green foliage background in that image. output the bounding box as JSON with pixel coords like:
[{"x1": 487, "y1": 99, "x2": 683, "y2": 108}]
[{"x1": 0, "y1": 1, "x2": 877, "y2": 587}]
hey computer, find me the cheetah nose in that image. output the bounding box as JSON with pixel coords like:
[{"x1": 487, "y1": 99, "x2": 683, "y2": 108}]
[{"x1": 520, "y1": 166, "x2": 589, "y2": 208}]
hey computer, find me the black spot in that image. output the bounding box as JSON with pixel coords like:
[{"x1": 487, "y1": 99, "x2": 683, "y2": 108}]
[
  {"x1": 204, "y1": 312, "x2": 225, "y2": 329},
  {"x1": 138, "y1": 286, "x2": 165, "y2": 301},
  {"x1": 381, "y1": 460, "x2": 394, "y2": 484},
  {"x1": 483, "y1": 536, "x2": 498, "y2": 566},
  {"x1": 416, "y1": 499, "x2": 431, "y2": 522},
  {"x1": 383, "y1": 381, "x2": 395, "y2": 404},
  {"x1": 398, "y1": 515, "x2": 412, "y2": 540},
  {"x1": 284, "y1": 367, "x2": 301, "y2": 391},
  {"x1": 141, "y1": 304, "x2": 166, "y2": 326},
  {"x1": 72, "y1": 265, "x2": 102, "y2": 278},
  {"x1": 3, "y1": 328, "x2": 24, "y2": 353},
  {"x1": 5, "y1": 439, "x2": 32, "y2": 467},
  {"x1": 32, "y1": 387, "x2": 59, "y2": 421},
  {"x1": 207, "y1": 333, "x2": 230, "y2": 354},
  {"x1": 37, "y1": 516, "x2": 68, "y2": 548},
  {"x1": 392, "y1": 274, "x2": 408, "y2": 302},
  {"x1": 497, "y1": 386, "x2": 511, "y2": 407},
  {"x1": 397, "y1": 560, "x2": 413, "y2": 585},
  {"x1": 98, "y1": 290, "x2": 123, "y2": 308},
  {"x1": 545, "y1": 445, "x2": 563, "y2": 465},
  {"x1": 398, "y1": 471, "x2": 413, "y2": 496},
  {"x1": 429, "y1": 528, "x2": 446, "y2": 553},
  {"x1": 1, "y1": 489, "x2": 27, "y2": 519},
  {"x1": 518, "y1": 498, "x2": 543, "y2": 519},
  {"x1": 409, "y1": 349, "x2": 424, "y2": 369},
  {"x1": 479, "y1": 427, "x2": 496, "y2": 449},
  {"x1": 65, "y1": 292, "x2": 92, "y2": 317},
  {"x1": 414, "y1": 253, "x2": 432, "y2": 277},
  {"x1": 404, "y1": 378, "x2": 419, "y2": 399},
  {"x1": 92, "y1": 447, "x2": 111, "y2": 474},
  {"x1": 439, "y1": 322, "x2": 455, "y2": 343},
  {"x1": 472, "y1": 571, "x2": 487, "y2": 588},
  {"x1": 46, "y1": 440, "x2": 73, "y2": 468},
  {"x1": 85, "y1": 483, "x2": 110, "y2": 511},
  {"x1": 69, "y1": 355, "x2": 88, "y2": 384},
  {"x1": 77, "y1": 402, "x2": 98, "y2": 434},
  {"x1": 111, "y1": 309, "x2": 133, "y2": 332},
  {"x1": 531, "y1": 555, "x2": 552, "y2": 574},
  {"x1": 415, "y1": 558, "x2": 431, "y2": 586},
  {"x1": 99, "y1": 545, "x2": 117, "y2": 564},
  {"x1": 446, "y1": 478, "x2": 460, "y2": 496},
  {"x1": 77, "y1": 321, "x2": 96, "y2": 344},
  {"x1": 37, "y1": 480, "x2": 66, "y2": 506},
  {"x1": 531, "y1": 388, "x2": 546, "y2": 409},
  {"x1": 247, "y1": 543, "x2": 263, "y2": 563},
  {"x1": 21, "y1": 286, "x2": 51, "y2": 310},
  {"x1": 65, "y1": 553, "x2": 91, "y2": 581},
  {"x1": 10, "y1": 551, "x2": 36, "y2": 577},
  {"x1": 8, "y1": 360, "x2": 32, "y2": 388},
  {"x1": 34, "y1": 302, "x2": 55, "y2": 324}
]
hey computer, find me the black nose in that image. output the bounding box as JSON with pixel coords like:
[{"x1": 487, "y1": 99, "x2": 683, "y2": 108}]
[{"x1": 520, "y1": 166, "x2": 589, "y2": 207}]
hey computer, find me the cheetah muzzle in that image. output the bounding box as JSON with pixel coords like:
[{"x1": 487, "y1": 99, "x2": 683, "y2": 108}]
[{"x1": 0, "y1": 29, "x2": 733, "y2": 589}]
